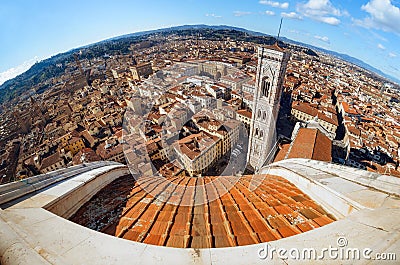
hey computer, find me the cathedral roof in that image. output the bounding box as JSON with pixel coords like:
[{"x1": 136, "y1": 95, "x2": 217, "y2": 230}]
[{"x1": 87, "y1": 174, "x2": 336, "y2": 248}]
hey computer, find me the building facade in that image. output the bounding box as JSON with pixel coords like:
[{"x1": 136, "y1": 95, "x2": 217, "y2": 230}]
[{"x1": 130, "y1": 62, "x2": 153, "y2": 81}]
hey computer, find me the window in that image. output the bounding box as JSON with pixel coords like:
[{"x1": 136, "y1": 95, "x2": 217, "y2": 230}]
[{"x1": 261, "y1": 77, "x2": 270, "y2": 97}]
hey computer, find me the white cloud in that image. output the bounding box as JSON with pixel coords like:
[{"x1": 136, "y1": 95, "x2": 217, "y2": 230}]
[
  {"x1": 281, "y1": 12, "x2": 303, "y2": 20},
  {"x1": 0, "y1": 57, "x2": 38, "y2": 86},
  {"x1": 265, "y1": 10, "x2": 276, "y2": 16},
  {"x1": 377, "y1": 43, "x2": 386, "y2": 50},
  {"x1": 314, "y1": 35, "x2": 330, "y2": 43},
  {"x1": 259, "y1": 1, "x2": 289, "y2": 9},
  {"x1": 297, "y1": 0, "x2": 344, "y2": 25},
  {"x1": 233, "y1": 11, "x2": 252, "y2": 17},
  {"x1": 356, "y1": 0, "x2": 400, "y2": 35},
  {"x1": 389, "y1": 52, "x2": 397, "y2": 57},
  {"x1": 205, "y1": 13, "x2": 222, "y2": 18},
  {"x1": 370, "y1": 31, "x2": 388, "y2": 42},
  {"x1": 287, "y1": 29, "x2": 300, "y2": 34},
  {"x1": 319, "y1": 16, "x2": 340, "y2": 25},
  {"x1": 287, "y1": 29, "x2": 310, "y2": 36}
]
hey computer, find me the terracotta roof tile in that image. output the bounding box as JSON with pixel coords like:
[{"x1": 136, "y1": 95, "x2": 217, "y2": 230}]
[
  {"x1": 123, "y1": 230, "x2": 142, "y2": 241},
  {"x1": 213, "y1": 235, "x2": 233, "y2": 248},
  {"x1": 277, "y1": 226, "x2": 301, "y2": 238},
  {"x1": 236, "y1": 235, "x2": 258, "y2": 246},
  {"x1": 292, "y1": 195, "x2": 308, "y2": 202},
  {"x1": 257, "y1": 231, "x2": 280, "y2": 242},
  {"x1": 296, "y1": 222, "x2": 317, "y2": 232},
  {"x1": 211, "y1": 223, "x2": 228, "y2": 236},
  {"x1": 299, "y1": 208, "x2": 321, "y2": 220},
  {"x1": 191, "y1": 236, "x2": 212, "y2": 248},
  {"x1": 313, "y1": 216, "x2": 335, "y2": 226},
  {"x1": 267, "y1": 215, "x2": 291, "y2": 229},
  {"x1": 166, "y1": 235, "x2": 188, "y2": 248},
  {"x1": 274, "y1": 205, "x2": 294, "y2": 215},
  {"x1": 143, "y1": 234, "x2": 165, "y2": 245}
]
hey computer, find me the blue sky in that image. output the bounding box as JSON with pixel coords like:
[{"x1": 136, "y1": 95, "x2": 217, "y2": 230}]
[{"x1": 1, "y1": 0, "x2": 399, "y2": 84}]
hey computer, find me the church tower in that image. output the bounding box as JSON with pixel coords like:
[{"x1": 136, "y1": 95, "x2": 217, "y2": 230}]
[{"x1": 247, "y1": 44, "x2": 290, "y2": 171}]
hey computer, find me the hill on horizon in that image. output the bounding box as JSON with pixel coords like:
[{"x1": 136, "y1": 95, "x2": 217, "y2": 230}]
[{"x1": 1, "y1": 24, "x2": 398, "y2": 104}]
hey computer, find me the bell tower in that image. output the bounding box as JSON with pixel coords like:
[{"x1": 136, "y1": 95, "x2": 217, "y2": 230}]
[{"x1": 247, "y1": 44, "x2": 290, "y2": 171}]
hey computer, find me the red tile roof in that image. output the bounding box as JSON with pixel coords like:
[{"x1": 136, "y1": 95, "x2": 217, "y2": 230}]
[
  {"x1": 236, "y1": 109, "x2": 252, "y2": 119},
  {"x1": 288, "y1": 128, "x2": 332, "y2": 162},
  {"x1": 40, "y1": 151, "x2": 63, "y2": 170},
  {"x1": 292, "y1": 101, "x2": 318, "y2": 117},
  {"x1": 75, "y1": 174, "x2": 336, "y2": 248},
  {"x1": 274, "y1": 144, "x2": 290, "y2": 162}
]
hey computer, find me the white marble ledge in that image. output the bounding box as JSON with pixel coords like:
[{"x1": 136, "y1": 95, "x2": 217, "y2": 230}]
[
  {"x1": 262, "y1": 159, "x2": 399, "y2": 223},
  {"x1": 1, "y1": 206, "x2": 399, "y2": 265},
  {"x1": 277, "y1": 159, "x2": 400, "y2": 196},
  {"x1": 6, "y1": 165, "x2": 126, "y2": 210}
]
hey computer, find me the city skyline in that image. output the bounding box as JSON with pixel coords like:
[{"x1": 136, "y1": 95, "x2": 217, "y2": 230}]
[{"x1": 1, "y1": 0, "x2": 399, "y2": 86}]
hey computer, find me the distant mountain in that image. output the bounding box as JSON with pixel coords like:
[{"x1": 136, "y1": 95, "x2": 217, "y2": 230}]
[
  {"x1": 107, "y1": 24, "x2": 271, "y2": 41},
  {"x1": 277, "y1": 36, "x2": 400, "y2": 84},
  {"x1": 0, "y1": 50, "x2": 77, "y2": 103},
  {"x1": 1, "y1": 24, "x2": 398, "y2": 104}
]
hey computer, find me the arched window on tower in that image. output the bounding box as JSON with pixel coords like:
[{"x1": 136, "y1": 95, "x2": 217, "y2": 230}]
[
  {"x1": 262, "y1": 111, "x2": 266, "y2": 120},
  {"x1": 255, "y1": 128, "x2": 259, "y2": 137},
  {"x1": 259, "y1": 130, "x2": 264, "y2": 139},
  {"x1": 261, "y1": 77, "x2": 270, "y2": 98}
]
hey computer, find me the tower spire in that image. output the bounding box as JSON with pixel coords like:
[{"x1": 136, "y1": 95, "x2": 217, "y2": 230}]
[{"x1": 276, "y1": 18, "x2": 283, "y2": 46}]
